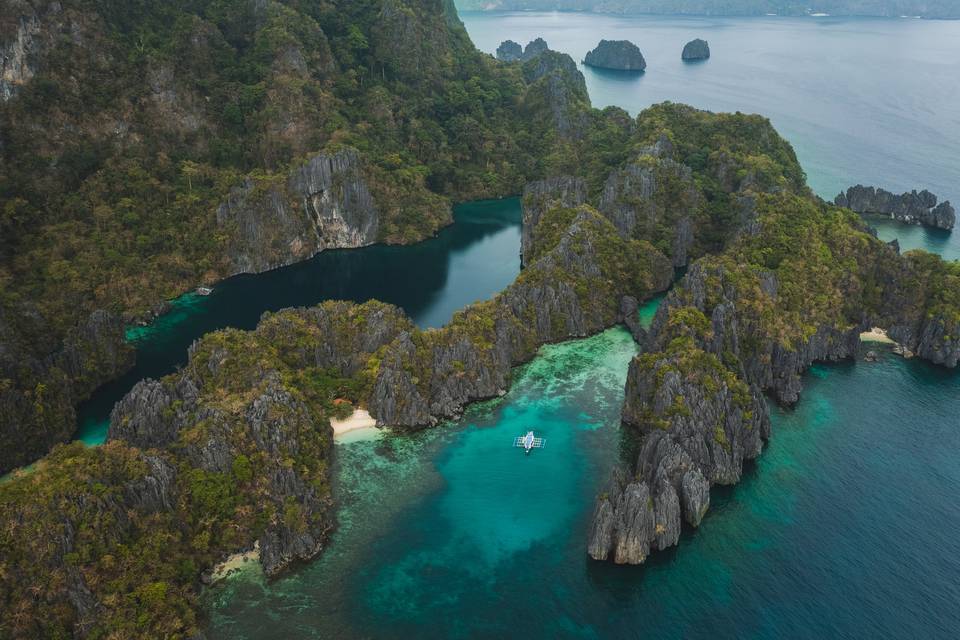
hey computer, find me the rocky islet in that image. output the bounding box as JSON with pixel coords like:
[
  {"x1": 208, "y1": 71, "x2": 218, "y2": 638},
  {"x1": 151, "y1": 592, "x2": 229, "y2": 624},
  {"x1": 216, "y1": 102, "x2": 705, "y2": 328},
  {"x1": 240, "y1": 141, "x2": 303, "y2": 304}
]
[
  {"x1": 836, "y1": 185, "x2": 955, "y2": 231},
  {"x1": 583, "y1": 39, "x2": 647, "y2": 71},
  {"x1": 682, "y1": 38, "x2": 710, "y2": 60}
]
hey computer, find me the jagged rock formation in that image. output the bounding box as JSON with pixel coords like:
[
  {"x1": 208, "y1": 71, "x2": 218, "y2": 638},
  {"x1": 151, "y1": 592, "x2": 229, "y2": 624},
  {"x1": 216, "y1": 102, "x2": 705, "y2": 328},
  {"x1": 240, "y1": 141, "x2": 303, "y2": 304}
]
[
  {"x1": 878, "y1": 252, "x2": 960, "y2": 368},
  {"x1": 0, "y1": 443, "x2": 180, "y2": 637},
  {"x1": 217, "y1": 149, "x2": 384, "y2": 275},
  {"x1": 682, "y1": 38, "x2": 710, "y2": 60},
  {"x1": 368, "y1": 203, "x2": 673, "y2": 427},
  {"x1": 598, "y1": 136, "x2": 701, "y2": 267},
  {"x1": 521, "y1": 176, "x2": 587, "y2": 265},
  {"x1": 521, "y1": 47, "x2": 591, "y2": 137},
  {"x1": 107, "y1": 301, "x2": 413, "y2": 577},
  {"x1": 1, "y1": 0, "x2": 596, "y2": 470},
  {"x1": 522, "y1": 37, "x2": 550, "y2": 60},
  {"x1": 583, "y1": 40, "x2": 646, "y2": 71},
  {"x1": 497, "y1": 37, "x2": 551, "y2": 63},
  {"x1": 589, "y1": 190, "x2": 960, "y2": 565},
  {"x1": 0, "y1": 306, "x2": 133, "y2": 474},
  {"x1": 496, "y1": 39, "x2": 523, "y2": 61},
  {"x1": 0, "y1": 185, "x2": 673, "y2": 635},
  {"x1": 836, "y1": 185, "x2": 955, "y2": 231},
  {"x1": 497, "y1": 38, "x2": 550, "y2": 62}
]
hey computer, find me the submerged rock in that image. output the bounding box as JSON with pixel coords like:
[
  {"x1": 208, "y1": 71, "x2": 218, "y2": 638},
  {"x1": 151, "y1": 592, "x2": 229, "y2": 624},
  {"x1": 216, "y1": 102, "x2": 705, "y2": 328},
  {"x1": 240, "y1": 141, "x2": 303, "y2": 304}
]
[
  {"x1": 583, "y1": 39, "x2": 646, "y2": 72},
  {"x1": 836, "y1": 185, "x2": 955, "y2": 230},
  {"x1": 682, "y1": 38, "x2": 710, "y2": 61}
]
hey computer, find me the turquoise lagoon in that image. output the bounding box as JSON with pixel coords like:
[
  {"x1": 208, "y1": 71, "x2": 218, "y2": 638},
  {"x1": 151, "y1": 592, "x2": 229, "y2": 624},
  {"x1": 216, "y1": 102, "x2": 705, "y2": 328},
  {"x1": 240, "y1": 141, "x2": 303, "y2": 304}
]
[{"x1": 205, "y1": 333, "x2": 960, "y2": 639}]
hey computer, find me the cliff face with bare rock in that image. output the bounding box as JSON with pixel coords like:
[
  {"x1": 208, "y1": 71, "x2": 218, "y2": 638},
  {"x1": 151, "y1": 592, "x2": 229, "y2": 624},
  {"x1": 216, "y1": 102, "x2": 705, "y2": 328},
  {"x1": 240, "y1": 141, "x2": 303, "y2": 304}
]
[
  {"x1": 589, "y1": 190, "x2": 960, "y2": 566},
  {"x1": 368, "y1": 202, "x2": 672, "y2": 427},
  {"x1": 217, "y1": 149, "x2": 383, "y2": 275},
  {"x1": 836, "y1": 185, "x2": 955, "y2": 231}
]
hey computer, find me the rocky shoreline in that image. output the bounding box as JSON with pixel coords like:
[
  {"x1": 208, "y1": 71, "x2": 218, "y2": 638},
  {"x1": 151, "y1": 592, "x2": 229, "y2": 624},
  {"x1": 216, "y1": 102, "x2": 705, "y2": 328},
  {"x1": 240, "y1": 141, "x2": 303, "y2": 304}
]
[
  {"x1": 588, "y1": 192, "x2": 960, "y2": 565},
  {"x1": 836, "y1": 185, "x2": 955, "y2": 231}
]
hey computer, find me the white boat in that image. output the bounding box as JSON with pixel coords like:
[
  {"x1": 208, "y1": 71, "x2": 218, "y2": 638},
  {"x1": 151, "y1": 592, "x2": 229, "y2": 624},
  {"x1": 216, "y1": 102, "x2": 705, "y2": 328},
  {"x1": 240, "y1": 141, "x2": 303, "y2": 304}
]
[
  {"x1": 196, "y1": 286, "x2": 213, "y2": 296},
  {"x1": 513, "y1": 430, "x2": 545, "y2": 454}
]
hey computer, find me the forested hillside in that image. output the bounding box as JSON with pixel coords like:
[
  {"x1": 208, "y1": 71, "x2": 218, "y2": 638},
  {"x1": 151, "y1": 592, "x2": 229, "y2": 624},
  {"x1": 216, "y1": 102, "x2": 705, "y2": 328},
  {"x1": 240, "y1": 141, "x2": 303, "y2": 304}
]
[{"x1": 0, "y1": 0, "x2": 602, "y2": 471}]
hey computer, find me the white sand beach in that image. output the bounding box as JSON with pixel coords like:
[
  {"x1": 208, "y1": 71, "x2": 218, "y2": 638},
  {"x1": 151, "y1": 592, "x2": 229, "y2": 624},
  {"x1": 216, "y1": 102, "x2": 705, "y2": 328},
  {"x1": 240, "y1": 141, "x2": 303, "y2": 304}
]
[
  {"x1": 211, "y1": 542, "x2": 260, "y2": 582},
  {"x1": 860, "y1": 327, "x2": 897, "y2": 344},
  {"x1": 330, "y1": 409, "x2": 379, "y2": 441}
]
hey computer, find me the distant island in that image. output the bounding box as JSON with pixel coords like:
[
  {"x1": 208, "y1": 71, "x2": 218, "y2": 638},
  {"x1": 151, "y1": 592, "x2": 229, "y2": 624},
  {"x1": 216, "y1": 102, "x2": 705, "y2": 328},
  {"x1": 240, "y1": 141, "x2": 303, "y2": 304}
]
[
  {"x1": 454, "y1": 1, "x2": 960, "y2": 19},
  {"x1": 836, "y1": 185, "x2": 955, "y2": 230},
  {"x1": 682, "y1": 38, "x2": 710, "y2": 60},
  {"x1": 584, "y1": 39, "x2": 647, "y2": 71}
]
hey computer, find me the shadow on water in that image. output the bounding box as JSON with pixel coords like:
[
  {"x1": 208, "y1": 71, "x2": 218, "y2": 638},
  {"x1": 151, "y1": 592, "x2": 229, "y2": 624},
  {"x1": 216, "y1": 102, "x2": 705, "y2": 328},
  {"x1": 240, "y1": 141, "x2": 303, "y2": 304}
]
[
  {"x1": 73, "y1": 198, "x2": 523, "y2": 445},
  {"x1": 583, "y1": 66, "x2": 646, "y2": 81}
]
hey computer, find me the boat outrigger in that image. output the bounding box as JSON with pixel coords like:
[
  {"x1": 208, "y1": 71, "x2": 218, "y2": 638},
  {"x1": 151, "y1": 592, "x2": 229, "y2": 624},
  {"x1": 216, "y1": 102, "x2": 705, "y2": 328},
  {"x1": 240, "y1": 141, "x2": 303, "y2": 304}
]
[{"x1": 513, "y1": 430, "x2": 545, "y2": 454}]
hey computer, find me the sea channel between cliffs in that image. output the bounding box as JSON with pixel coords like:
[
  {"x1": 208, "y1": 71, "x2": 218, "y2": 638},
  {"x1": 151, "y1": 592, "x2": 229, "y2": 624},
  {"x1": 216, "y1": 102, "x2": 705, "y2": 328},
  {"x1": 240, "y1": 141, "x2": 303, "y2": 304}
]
[{"x1": 202, "y1": 321, "x2": 960, "y2": 640}]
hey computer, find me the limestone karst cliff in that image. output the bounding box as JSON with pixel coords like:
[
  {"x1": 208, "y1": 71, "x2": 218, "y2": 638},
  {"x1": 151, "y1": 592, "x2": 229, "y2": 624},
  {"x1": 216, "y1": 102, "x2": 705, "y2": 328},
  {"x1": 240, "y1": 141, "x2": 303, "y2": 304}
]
[
  {"x1": 0, "y1": 170, "x2": 672, "y2": 636},
  {"x1": 836, "y1": 185, "x2": 955, "y2": 231},
  {"x1": 583, "y1": 39, "x2": 647, "y2": 71},
  {"x1": 589, "y1": 191, "x2": 960, "y2": 565},
  {"x1": 682, "y1": 38, "x2": 710, "y2": 60},
  {"x1": 216, "y1": 149, "x2": 385, "y2": 275},
  {"x1": 0, "y1": 1, "x2": 596, "y2": 469}
]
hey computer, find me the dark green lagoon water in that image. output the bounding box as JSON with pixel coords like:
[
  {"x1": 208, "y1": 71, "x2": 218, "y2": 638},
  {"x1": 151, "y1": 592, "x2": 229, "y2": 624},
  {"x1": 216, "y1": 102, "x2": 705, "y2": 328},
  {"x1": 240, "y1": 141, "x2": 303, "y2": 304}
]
[
  {"x1": 73, "y1": 198, "x2": 522, "y2": 445},
  {"x1": 462, "y1": 12, "x2": 960, "y2": 260},
  {"x1": 201, "y1": 14, "x2": 960, "y2": 638},
  {"x1": 47, "y1": 13, "x2": 960, "y2": 637}
]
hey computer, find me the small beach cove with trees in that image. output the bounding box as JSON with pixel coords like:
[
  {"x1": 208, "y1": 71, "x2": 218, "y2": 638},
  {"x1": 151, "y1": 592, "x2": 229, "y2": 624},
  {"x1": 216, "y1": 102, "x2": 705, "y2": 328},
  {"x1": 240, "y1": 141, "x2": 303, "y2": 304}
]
[{"x1": 2, "y1": 3, "x2": 960, "y2": 639}]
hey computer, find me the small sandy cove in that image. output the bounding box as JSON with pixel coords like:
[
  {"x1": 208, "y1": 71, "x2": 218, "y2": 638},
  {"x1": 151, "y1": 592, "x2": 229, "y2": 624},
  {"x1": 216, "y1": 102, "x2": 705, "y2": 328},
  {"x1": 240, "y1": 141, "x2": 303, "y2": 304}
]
[
  {"x1": 330, "y1": 409, "x2": 377, "y2": 438},
  {"x1": 211, "y1": 542, "x2": 260, "y2": 582},
  {"x1": 860, "y1": 327, "x2": 897, "y2": 344}
]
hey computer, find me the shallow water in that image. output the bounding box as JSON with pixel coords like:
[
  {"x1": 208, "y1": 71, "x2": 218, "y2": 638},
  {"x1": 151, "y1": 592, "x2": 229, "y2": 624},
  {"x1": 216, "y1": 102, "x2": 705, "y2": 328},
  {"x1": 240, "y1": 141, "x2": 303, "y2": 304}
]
[
  {"x1": 204, "y1": 328, "x2": 639, "y2": 638},
  {"x1": 205, "y1": 334, "x2": 960, "y2": 639},
  {"x1": 73, "y1": 198, "x2": 522, "y2": 445},
  {"x1": 461, "y1": 12, "x2": 960, "y2": 260}
]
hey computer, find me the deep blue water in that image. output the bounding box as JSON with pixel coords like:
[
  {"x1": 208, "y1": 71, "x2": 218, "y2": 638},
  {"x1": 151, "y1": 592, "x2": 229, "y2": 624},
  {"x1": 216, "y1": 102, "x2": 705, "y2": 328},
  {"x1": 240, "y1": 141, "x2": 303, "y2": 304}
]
[
  {"x1": 201, "y1": 14, "x2": 960, "y2": 639},
  {"x1": 73, "y1": 198, "x2": 522, "y2": 445},
  {"x1": 462, "y1": 12, "x2": 960, "y2": 260},
  {"x1": 205, "y1": 335, "x2": 960, "y2": 639}
]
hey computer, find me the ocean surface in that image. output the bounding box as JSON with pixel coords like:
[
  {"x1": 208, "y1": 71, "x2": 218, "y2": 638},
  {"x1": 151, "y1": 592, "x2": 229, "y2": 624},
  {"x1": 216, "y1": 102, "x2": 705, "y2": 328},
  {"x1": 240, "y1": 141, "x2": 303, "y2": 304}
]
[
  {"x1": 204, "y1": 333, "x2": 960, "y2": 639},
  {"x1": 201, "y1": 13, "x2": 960, "y2": 639},
  {"x1": 72, "y1": 198, "x2": 522, "y2": 445},
  {"x1": 462, "y1": 12, "x2": 960, "y2": 260}
]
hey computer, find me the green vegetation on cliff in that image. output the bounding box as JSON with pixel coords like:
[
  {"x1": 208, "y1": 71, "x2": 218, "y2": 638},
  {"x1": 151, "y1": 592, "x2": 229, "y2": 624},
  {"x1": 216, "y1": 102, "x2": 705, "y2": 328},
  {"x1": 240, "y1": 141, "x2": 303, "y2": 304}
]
[
  {"x1": 0, "y1": 300, "x2": 415, "y2": 638},
  {"x1": 0, "y1": 0, "x2": 541, "y2": 330},
  {"x1": 0, "y1": 0, "x2": 617, "y2": 473},
  {"x1": 0, "y1": 194, "x2": 673, "y2": 636}
]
